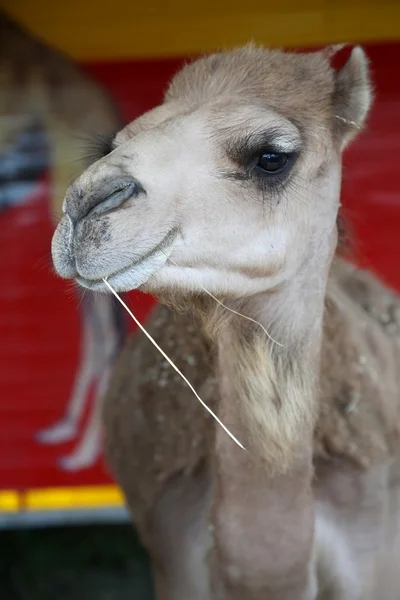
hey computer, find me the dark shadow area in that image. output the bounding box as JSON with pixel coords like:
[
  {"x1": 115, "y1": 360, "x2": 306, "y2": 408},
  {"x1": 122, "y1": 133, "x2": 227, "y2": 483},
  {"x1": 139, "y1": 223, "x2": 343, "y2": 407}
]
[{"x1": 0, "y1": 524, "x2": 154, "y2": 600}]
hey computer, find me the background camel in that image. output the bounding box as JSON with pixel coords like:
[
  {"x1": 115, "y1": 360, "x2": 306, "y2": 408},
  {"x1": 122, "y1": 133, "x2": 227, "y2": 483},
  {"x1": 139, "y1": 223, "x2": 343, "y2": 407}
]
[
  {"x1": 0, "y1": 12, "x2": 126, "y2": 470},
  {"x1": 52, "y1": 44, "x2": 400, "y2": 598}
]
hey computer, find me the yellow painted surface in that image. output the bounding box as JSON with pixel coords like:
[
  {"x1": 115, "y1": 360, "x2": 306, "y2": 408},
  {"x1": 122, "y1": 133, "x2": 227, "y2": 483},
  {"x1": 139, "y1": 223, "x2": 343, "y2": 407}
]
[
  {"x1": 25, "y1": 485, "x2": 124, "y2": 511},
  {"x1": 3, "y1": 0, "x2": 400, "y2": 60},
  {"x1": 0, "y1": 489, "x2": 19, "y2": 512},
  {"x1": 0, "y1": 485, "x2": 125, "y2": 514}
]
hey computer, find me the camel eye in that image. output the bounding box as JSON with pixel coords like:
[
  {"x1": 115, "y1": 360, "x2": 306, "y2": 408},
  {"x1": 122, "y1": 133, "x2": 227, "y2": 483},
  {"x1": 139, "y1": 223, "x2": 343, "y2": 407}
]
[{"x1": 257, "y1": 152, "x2": 288, "y2": 174}]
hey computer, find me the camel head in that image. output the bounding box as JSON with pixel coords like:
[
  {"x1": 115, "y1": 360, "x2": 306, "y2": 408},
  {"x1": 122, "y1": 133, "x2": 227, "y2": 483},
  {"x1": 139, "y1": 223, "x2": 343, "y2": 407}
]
[{"x1": 52, "y1": 45, "x2": 372, "y2": 299}]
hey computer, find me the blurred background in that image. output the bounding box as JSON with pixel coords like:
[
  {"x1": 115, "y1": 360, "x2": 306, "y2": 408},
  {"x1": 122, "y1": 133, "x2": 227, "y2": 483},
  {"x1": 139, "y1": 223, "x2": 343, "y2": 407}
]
[{"x1": 0, "y1": 1, "x2": 400, "y2": 598}]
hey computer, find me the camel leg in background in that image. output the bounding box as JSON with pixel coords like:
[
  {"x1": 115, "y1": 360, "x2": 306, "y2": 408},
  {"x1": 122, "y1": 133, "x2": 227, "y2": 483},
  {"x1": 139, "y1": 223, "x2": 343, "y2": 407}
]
[
  {"x1": 58, "y1": 293, "x2": 126, "y2": 470},
  {"x1": 37, "y1": 294, "x2": 125, "y2": 470}
]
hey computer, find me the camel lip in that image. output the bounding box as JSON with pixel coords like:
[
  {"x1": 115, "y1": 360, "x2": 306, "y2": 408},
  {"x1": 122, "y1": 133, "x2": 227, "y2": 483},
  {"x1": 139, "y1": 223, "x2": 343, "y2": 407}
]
[
  {"x1": 75, "y1": 260, "x2": 134, "y2": 291},
  {"x1": 75, "y1": 255, "x2": 160, "y2": 292},
  {"x1": 75, "y1": 226, "x2": 179, "y2": 292}
]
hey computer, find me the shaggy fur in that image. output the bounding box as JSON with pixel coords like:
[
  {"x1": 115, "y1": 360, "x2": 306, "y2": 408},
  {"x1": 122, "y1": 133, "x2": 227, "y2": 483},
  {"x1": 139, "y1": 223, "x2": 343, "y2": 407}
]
[{"x1": 104, "y1": 257, "x2": 400, "y2": 523}]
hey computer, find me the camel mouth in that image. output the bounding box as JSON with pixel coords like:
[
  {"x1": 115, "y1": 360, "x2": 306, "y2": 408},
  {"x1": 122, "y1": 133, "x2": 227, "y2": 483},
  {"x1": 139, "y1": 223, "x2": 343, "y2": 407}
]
[{"x1": 75, "y1": 227, "x2": 179, "y2": 293}]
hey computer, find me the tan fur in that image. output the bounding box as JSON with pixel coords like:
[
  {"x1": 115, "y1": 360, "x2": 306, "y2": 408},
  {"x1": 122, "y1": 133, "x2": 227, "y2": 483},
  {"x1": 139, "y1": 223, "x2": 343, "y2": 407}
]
[
  {"x1": 51, "y1": 43, "x2": 400, "y2": 598},
  {"x1": 104, "y1": 258, "x2": 400, "y2": 518},
  {"x1": 218, "y1": 326, "x2": 315, "y2": 470}
]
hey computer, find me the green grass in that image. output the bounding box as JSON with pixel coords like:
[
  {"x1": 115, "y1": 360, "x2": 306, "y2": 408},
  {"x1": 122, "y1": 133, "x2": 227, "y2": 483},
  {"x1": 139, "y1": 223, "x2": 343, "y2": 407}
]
[{"x1": 0, "y1": 524, "x2": 154, "y2": 600}]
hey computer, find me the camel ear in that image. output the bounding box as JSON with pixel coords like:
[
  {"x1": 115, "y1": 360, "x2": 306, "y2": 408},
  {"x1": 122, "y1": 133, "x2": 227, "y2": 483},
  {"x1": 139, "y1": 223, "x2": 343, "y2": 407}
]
[{"x1": 332, "y1": 46, "x2": 373, "y2": 149}]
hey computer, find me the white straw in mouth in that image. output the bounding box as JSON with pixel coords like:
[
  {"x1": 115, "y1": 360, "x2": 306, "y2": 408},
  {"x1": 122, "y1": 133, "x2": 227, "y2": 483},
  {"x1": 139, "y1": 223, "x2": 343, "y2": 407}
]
[{"x1": 102, "y1": 278, "x2": 246, "y2": 450}]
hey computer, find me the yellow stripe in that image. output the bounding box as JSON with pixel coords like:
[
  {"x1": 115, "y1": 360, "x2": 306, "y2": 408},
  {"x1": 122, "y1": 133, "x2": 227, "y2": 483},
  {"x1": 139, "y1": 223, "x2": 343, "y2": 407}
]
[
  {"x1": 0, "y1": 490, "x2": 19, "y2": 512},
  {"x1": 3, "y1": 0, "x2": 400, "y2": 60},
  {"x1": 25, "y1": 485, "x2": 124, "y2": 511}
]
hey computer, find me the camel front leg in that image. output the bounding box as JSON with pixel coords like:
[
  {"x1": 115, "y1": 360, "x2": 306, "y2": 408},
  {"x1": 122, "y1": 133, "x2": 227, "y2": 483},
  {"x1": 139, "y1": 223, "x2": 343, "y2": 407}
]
[
  {"x1": 144, "y1": 469, "x2": 213, "y2": 600},
  {"x1": 58, "y1": 294, "x2": 125, "y2": 470},
  {"x1": 59, "y1": 363, "x2": 111, "y2": 471},
  {"x1": 210, "y1": 445, "x2": 317, "y2": 600},
  {"x1": 37, "y1": 293, "x2": 124, "y2": 451},
  {"x1": 37, "y1": 294, "x2": 98, "y2": 444}
]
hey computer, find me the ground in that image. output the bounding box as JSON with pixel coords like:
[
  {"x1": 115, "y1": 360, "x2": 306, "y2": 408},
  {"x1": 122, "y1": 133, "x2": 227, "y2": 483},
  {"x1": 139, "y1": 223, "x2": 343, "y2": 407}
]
[{"x1": 0, "y1": 524, "x2": 154, "y2": 600}]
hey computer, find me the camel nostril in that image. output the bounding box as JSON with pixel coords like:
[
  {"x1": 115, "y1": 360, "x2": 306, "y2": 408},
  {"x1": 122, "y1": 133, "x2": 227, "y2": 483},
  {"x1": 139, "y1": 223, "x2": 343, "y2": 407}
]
[
  {"x1": 89, "y1": 178, "x2": 143, "y2": 218},
  {"x1": 63, "y1": 175, "x2": 146, "y2": 223}
]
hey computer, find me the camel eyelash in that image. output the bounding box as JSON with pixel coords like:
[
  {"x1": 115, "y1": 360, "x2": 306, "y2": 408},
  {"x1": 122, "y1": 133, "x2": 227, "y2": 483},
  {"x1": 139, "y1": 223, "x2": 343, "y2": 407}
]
[{"x1": 78, "y1": 131, "x2": 119, "y2": 166}]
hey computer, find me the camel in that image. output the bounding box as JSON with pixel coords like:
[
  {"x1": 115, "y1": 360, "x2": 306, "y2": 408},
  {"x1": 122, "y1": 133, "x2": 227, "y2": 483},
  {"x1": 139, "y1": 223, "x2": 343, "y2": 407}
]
[
  {"x1": 0, "y1": 12, "x2": 126, "y2": 470},
  {"x1": 51, "y1": 43, "x2": 400, "y2": 599}
]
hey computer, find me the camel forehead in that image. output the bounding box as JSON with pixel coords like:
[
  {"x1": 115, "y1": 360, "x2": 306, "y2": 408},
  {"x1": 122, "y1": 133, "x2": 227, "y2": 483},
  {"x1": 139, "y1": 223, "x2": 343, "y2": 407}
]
[
  {"x1": 115, "y1": 47, "x2": 336, "y2": 151},
  {"x1": 166, "y1": 46, "x2": 335, "y2": 122}
]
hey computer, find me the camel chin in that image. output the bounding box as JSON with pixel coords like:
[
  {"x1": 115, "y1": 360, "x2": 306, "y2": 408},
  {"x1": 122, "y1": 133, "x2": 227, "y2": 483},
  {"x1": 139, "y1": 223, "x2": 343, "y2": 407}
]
[{"x1": 76, "y1": 246, "x2": 172, "y2": 294}]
